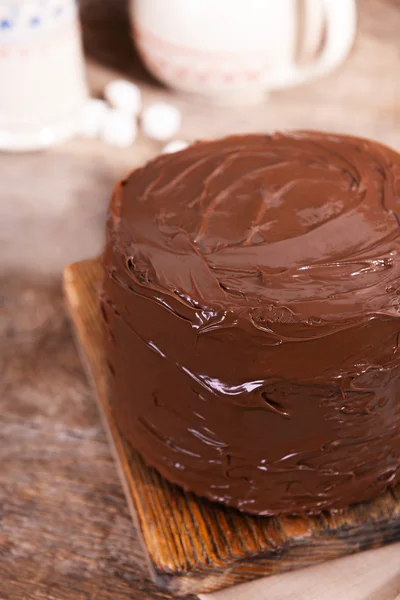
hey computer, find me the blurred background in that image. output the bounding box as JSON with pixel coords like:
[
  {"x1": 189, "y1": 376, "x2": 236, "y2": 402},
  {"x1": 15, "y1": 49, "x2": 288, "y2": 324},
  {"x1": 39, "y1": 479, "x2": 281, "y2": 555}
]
[
  {"x1": 1, "y1": 1, "x2": 400, "y2": 598},
  {"x1": 1, "y1": 0, "x2": 399, "y2": 276}
]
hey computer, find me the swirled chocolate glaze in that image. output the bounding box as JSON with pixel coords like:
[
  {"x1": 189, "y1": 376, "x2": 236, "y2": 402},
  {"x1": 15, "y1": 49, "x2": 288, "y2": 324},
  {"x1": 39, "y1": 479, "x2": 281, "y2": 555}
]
[{"x1": 102, "y1": 132, "x2": 400, "y2": 515}]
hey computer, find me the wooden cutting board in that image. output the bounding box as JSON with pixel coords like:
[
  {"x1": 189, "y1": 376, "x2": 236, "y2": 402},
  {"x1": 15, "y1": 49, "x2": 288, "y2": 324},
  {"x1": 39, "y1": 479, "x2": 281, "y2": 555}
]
[{"x1": 63, "y1": 258, "x2": 400, "y2": 598}]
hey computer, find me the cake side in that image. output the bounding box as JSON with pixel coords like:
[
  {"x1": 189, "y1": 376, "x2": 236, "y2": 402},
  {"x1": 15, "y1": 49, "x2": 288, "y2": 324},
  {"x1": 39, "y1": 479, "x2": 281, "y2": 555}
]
[{"x1": 101, "y1": 131, "x2": 400, "y2": 515}]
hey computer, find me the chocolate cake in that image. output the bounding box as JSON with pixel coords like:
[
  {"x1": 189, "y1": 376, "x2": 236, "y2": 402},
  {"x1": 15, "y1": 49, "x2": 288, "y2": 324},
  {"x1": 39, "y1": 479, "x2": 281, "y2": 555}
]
[{"x1": 101, "y1": 131, "x2": 400, "y2": 515}]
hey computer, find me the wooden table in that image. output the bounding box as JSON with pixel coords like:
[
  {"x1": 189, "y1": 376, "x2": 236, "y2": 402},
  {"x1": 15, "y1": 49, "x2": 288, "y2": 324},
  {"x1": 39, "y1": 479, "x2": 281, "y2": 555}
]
[{"x1": 1, "y1": 1, "x2": 400, "y2": 598}]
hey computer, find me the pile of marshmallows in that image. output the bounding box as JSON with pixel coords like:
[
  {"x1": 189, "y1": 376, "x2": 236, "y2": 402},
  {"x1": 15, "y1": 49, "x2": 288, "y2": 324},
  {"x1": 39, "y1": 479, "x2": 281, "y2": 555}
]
[{"x1": 79, "y1": 79, "x2": 189, "y2": 154}]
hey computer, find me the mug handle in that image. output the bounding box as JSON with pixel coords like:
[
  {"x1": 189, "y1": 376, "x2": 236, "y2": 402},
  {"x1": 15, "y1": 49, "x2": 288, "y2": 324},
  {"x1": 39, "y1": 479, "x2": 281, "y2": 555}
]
[{"x1": 268, "y1": 0, "x2": 356, "y2": 89}]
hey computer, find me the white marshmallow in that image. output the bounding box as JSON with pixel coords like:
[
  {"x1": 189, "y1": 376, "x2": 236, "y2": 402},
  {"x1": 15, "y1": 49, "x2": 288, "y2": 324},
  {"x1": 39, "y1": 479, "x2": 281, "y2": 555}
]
[
  {"x1": 100, "y1": 108, "x2": 137, "y2": 148},
  {"x1": 78, "y1": 98, "x2": 108, "y2": 138},
  {"x1": 162, "y1": 140, "x2": 190, "y2": 154},
  {"x1": 141, "y1": 102, "x2": 182, "y2": 141},
  {"x1": 104, "y1": 79, "x2": 142, "y2": 115}
]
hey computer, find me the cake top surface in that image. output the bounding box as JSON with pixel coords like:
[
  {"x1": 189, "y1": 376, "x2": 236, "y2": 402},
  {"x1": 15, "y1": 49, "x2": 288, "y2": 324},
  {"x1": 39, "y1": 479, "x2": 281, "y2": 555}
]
[{"x1": 109, "y1": 131, "x2": 400, "y2": 321}]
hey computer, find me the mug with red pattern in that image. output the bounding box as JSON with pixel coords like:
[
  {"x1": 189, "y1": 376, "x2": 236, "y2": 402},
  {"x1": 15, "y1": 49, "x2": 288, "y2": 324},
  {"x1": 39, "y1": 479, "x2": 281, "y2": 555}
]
[{"x1": 132, "y1": 0, "x2": 356, "y2": 105}]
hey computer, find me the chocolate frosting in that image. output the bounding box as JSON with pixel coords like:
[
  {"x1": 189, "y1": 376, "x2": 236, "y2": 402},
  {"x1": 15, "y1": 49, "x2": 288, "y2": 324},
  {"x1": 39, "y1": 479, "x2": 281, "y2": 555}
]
[{"x1": 102, "y1": 131, "x2": 400, "y2": 515}]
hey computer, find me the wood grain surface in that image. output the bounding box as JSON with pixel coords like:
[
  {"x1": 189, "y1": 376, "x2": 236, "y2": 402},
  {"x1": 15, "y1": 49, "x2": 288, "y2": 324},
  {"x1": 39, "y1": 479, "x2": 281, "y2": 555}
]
[
  {"x1": 63, "y1": 259, "x2": 400, "y2": 597},
  {"x1": 2, "y1": 0, "x2": 400, "y2": 598}
]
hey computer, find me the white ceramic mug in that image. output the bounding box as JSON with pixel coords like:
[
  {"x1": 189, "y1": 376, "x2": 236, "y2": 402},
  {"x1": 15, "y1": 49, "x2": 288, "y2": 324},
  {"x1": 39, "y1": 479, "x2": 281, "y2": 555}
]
[
  {"x1": 0, "y1": 0, "x2": 88, "y2": 151},
  {"x1": 132, "y1": 0, "x2": 356, "y2": 105}
]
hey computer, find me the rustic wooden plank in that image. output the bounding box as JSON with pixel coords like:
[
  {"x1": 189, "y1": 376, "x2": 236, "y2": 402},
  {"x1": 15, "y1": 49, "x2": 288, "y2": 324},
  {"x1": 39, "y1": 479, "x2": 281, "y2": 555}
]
[
  {"x1": 0, "y1": 272, "x2": 181, "y2": 600},
  {"x1": 63, "y1": 258, "x2": 400, "y2": 597}
]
